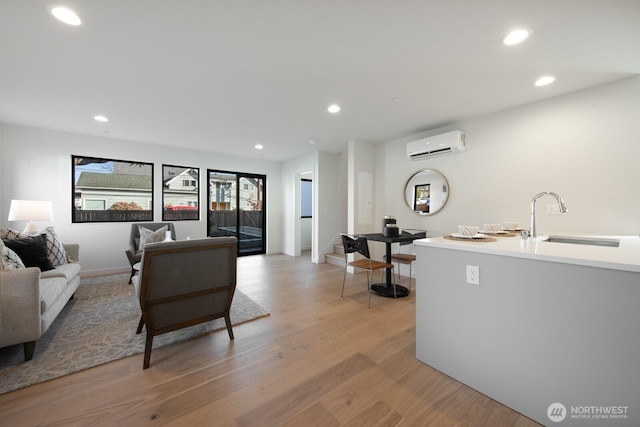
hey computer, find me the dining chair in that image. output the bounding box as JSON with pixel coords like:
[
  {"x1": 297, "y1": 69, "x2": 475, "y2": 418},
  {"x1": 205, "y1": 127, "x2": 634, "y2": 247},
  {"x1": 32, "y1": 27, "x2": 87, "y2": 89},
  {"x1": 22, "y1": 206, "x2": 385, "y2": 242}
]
[
  {"x1": 341, "y1": 234, "x2": 393, "y2": 308},
  {"x1": 389, "y1": 252, "x2": 416, "y2": 291},
  {"x1": 385, "y1": 230, "x2": 425, "y2": 292}
]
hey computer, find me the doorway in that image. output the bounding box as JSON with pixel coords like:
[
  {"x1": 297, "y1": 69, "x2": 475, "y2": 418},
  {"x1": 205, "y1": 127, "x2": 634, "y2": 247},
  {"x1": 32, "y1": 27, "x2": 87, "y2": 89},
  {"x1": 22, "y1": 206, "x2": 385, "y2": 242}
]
[
  {"x1": 300, "y1": 176, "x2": 312, "y2": 254},
  {"x1": 207, "y1": 169, "x2": 266, "y2": 256}
]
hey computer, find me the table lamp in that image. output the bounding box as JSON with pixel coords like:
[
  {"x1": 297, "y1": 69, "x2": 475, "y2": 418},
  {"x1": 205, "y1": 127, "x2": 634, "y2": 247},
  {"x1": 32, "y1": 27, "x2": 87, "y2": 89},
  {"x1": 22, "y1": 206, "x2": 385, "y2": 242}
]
[{"x1": 7, "y1": 200, "x2": 54, "y2": 235}]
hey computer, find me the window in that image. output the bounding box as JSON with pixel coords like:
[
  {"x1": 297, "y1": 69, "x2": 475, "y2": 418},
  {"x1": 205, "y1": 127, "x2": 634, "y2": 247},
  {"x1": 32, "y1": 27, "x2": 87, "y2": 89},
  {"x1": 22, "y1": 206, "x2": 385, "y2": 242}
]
[
  {"x1": 84, "y1": 199, "x2": 106, "y2": 210},
  {"x1": 301, "y1": 179, "x2": 312, "y2": 218},
  {"x1": 162, "y1": 164, "x2": 200, "y2": 221},
  {"x1": 72, "y1": 155, "x2": 153, "y2": 223}
]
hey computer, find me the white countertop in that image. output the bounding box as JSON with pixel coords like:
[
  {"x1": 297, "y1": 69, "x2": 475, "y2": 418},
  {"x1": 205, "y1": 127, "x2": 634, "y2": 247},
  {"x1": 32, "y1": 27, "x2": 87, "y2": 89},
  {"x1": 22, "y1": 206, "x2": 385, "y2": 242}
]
[{"x1": 414, "y1": 234, "x2": 640, "y2": 272}]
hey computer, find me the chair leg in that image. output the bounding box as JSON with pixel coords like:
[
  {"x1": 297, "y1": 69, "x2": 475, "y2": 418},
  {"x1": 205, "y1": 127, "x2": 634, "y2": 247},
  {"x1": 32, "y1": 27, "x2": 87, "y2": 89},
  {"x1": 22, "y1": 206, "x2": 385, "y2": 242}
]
[
  {"x1": 407, "y1": 262, "x2": 413, "y2": 293},
  {"x1": 367, "y1": 271, "x2": 372, "y2": 308},
  {"x1": 392, "y1": 267, "x2": 397, "y2": 299},
  {"x1": 143, "y1": 332, "x2": 154, "y2": 369},
  {"x1": 225, "y1": 314, "x2": 235, "y2": 340},
  {"x1": 129, "y1": 268, "x2": 135, "y2": 284},
  {"x1": 341, "y1": 266, "x2": 347, "y2": 297},
  {"x1": 136, "y1": 315, "x2": 144, "y2": 334}
]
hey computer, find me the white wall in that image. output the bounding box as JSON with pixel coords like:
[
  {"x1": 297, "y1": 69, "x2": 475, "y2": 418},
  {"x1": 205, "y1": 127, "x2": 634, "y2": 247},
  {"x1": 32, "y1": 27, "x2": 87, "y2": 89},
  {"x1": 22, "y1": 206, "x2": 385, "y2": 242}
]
[
  {"x1": 379, "y1": 76, "x2": 640, "y2": 239},
  {"x1": 348, "y1": 140, "x2": 376, "y2": 235},
  {"x1": 315, "y1": 151, "x2": 347, "y2": 262},
  {"x1": 0, "y1": 125, "x2": 283, "y2": 275},
  {"x1": 300, "y1": 218, "x2": 311, "y2": 250},
  {"x1": 0, "y1": 124, "x2": 3, "y2": 217},
  {"x1": 281, "y1": 152, "x2": 315, "y2": 257},
  {"x1": 281, "y1": 150, "x2": 347, "y2": 263}
]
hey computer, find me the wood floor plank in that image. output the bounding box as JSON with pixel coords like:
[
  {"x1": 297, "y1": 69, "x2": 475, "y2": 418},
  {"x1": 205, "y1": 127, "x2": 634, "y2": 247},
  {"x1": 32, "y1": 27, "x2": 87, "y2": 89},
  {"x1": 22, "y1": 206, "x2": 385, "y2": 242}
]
[
  {"x1": 342, "y1": 401, "x2": 403, "y2": 427},
  {"x1": 0, "y1": 252, "x2": 542, "y2": 427},
  {"x1": 235, "y1": 353, "x2": 377, "y2": 426},
  {"x1": 280, "y1": 401, "x2": 341, "y2": 427},
  {"x1": 319, "y1": 362, "x2": 403, "y2": 424}
]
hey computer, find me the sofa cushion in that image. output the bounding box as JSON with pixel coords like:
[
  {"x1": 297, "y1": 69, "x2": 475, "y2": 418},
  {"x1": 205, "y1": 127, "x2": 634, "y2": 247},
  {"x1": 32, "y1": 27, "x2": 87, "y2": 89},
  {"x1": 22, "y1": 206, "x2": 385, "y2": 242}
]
[
  {"x1": 138, "y1": 226, "x2": 167, "y2": 252},
  {"x1": 3, "y1": 234, "x2": 54, "y2": 272},
  {"x1": 42, "y1": 227, "x2": 68, "y2": 267},
  {"x1": 39, "y1": 276, "x2": 68, "y2": 314},
  {"x1": 0, "y1": 239, "x2": 26, "y2": 270},
  {"x1": 40, "y1": 261, "x2": 81, "y2": 281}
]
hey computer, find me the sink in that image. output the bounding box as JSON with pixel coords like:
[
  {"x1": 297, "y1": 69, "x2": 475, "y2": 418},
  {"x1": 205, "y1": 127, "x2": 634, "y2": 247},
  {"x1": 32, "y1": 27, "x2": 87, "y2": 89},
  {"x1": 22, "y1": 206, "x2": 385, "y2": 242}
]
[{"x1": 542, "y1": 235, "x2": 620, "y2": 248}]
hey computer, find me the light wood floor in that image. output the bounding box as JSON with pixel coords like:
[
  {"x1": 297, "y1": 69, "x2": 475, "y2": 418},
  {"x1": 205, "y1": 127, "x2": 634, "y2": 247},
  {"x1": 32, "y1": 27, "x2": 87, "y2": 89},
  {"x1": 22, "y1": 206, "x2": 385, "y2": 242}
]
[{"x1": 0, "y1": 253, "x2": 541, "y2": 426}]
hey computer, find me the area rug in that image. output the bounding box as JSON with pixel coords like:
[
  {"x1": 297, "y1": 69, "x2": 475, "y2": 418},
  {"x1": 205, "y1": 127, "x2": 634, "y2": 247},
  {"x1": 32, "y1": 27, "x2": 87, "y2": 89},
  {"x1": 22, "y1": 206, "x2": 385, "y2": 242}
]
[{"x1": 0, "y1": 273, "x2": 269, "y2": 395}]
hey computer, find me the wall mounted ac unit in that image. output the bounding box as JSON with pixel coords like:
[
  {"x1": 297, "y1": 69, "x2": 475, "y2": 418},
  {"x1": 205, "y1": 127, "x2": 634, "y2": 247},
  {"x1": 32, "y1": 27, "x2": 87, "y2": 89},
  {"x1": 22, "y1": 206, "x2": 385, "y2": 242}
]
[{"x1": 406, "y1": 130, "x2": 466, "y2": 160}]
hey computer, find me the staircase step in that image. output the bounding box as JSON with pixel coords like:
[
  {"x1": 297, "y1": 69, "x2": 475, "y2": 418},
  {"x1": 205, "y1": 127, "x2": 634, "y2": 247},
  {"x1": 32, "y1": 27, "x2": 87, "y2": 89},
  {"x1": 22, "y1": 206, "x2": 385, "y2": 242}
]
[
  {"x1": 333, "y1": 244, "x2": 345, "y2": 255},
  {"x1": 325, "y1": 252, "x2": 345, "y2": 267}
]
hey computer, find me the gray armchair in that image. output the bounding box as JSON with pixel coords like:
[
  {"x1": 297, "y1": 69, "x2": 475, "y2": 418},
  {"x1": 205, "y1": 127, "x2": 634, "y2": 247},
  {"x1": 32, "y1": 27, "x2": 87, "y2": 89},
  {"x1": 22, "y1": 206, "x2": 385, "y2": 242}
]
[
  {"x1": 125, "y1": 222, "x2": 176, "y2": 283},
  {"x1": 131, "y1": 237, "x2": 238, "y2": 369}
]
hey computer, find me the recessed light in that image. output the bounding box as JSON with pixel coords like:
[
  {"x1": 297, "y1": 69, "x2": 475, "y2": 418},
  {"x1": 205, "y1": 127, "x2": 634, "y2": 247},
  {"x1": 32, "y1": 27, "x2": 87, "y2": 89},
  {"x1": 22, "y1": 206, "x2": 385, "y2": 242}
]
[
  {"x1": 94, "y1": 115, "x2": 108, "y2": 122},
  {"x1": 51, "y1": 7, "x2": 82, "y2": 26},
  {"x1": 503, "y1": 28, "x2": 531, "y2": 46},
  {"x1": 327, "y1": 104, "x2": 341, "y2": 113},
  {"x1": 255, "y1": 144, "x2": 264, "y2": 150},
  {"x1": 534, "y1": 76, "x2": 555, "y2": 86}
]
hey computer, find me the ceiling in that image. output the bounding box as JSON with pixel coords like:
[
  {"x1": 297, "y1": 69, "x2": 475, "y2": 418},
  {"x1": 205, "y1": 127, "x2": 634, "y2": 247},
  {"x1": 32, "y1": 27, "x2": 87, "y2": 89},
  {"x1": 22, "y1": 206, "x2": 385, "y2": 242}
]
[{"x1": 0, "y1": 1, "x2": 638, "y2": 162}]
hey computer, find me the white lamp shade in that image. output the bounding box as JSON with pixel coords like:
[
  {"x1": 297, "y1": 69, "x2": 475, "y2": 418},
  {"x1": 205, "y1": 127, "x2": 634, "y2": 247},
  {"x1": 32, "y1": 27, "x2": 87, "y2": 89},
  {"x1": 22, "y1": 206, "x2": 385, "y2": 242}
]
[
  {"x1": 8, "y1": 200, "x2": 54, "y2": 221},
  {"x1": 8, "y1": 200, "x2": 53, "y2": 235}
]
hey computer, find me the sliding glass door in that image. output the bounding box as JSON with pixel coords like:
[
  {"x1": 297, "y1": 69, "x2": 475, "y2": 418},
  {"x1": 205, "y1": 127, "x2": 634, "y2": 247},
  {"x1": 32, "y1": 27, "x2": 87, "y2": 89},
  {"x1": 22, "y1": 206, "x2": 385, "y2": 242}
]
[{"x1": 208, "y1": 170, "x2": 266, "y2": 256}]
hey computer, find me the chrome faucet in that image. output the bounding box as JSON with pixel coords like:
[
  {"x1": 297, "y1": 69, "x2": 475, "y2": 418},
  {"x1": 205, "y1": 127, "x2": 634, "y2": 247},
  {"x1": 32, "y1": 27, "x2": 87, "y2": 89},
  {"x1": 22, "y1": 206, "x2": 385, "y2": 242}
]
[{"x1": 530, "y1": 192, "x2": 567, "y2": 237}]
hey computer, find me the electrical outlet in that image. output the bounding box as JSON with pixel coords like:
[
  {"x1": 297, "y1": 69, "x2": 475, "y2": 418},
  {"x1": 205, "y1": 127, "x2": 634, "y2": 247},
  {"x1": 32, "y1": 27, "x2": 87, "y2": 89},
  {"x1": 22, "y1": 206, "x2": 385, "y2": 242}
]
[{"x1": 466, "y1": 265, "x2": 480, "y2": 285}]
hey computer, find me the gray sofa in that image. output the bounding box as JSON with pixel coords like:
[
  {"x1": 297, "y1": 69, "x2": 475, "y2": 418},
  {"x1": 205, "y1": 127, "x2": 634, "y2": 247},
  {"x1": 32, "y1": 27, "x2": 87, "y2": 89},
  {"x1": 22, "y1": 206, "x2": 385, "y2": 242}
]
[{"x1": 0, "y1": 243, "x2": 81, "y2": 361}]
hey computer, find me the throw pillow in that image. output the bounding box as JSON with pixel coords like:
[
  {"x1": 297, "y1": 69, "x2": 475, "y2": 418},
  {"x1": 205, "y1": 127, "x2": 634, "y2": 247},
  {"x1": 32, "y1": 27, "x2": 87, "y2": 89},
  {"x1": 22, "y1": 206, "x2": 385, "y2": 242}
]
[
  {"x1": 0, "y1": 228, "x2": 28, "y2": 241},
  {"x1": 0, "y1": 239, "x2": 25, "y2": 270},
  {"x1": 42, "y1": 226, "x2": 68, "y2": 267},
  {"x1": 138, "y1": 226, "x2": 167, "y2": 251},
  {"x1": 2, "y1": 234, "x2": 54, "y2": 272}
]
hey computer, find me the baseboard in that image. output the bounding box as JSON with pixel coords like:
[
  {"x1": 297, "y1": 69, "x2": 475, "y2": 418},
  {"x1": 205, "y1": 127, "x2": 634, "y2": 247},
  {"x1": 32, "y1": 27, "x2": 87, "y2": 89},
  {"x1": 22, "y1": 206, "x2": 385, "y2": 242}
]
[{"x1": 80, "y1": 267, "x2": 130, "y2": 278}]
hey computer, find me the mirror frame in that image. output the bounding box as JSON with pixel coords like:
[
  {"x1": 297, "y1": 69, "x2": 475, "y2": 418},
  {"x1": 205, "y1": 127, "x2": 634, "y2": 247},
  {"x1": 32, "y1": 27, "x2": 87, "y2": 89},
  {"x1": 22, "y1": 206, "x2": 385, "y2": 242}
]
[{"x1": 404, "y1": 169, "x2": 449, "y2": 216}]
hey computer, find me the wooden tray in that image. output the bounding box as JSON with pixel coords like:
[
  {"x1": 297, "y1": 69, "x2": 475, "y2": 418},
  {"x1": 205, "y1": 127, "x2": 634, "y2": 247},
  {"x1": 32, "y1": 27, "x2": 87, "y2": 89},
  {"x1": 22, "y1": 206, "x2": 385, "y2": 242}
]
[{"x1": 444, "y1": 235, "x2": 497, "y2": 242}]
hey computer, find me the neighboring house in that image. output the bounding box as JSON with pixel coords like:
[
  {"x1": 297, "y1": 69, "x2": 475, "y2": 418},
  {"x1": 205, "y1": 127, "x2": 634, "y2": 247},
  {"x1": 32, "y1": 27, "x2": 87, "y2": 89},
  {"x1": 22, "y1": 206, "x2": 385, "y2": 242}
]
[
  {"x1": 208, "y1": 174, "x2": 261, "y2": 211},
  {"x1": 75, "y1": 171, "x2": 153, "y2": 210},
  {"x1": 163, "y1": 168, "x2": 199, "y2": 209}
]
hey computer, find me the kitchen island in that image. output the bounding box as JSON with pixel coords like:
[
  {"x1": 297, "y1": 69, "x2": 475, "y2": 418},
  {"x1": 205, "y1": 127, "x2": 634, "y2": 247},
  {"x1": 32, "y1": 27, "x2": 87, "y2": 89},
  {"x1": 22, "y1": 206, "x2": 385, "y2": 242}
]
[{"x1": 414, "y1": 235, "x2": 640, "y2": 426}]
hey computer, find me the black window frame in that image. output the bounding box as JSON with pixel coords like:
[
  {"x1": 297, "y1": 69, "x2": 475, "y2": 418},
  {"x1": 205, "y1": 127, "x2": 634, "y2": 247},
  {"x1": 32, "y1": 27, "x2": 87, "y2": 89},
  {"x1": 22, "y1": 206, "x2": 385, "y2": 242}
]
[
  {"x1": 162, "y1": 164, "x2": 200, "y2": 221},
  {"x1": 72, "y1": 155, "x2": 154, "y2": 223}
]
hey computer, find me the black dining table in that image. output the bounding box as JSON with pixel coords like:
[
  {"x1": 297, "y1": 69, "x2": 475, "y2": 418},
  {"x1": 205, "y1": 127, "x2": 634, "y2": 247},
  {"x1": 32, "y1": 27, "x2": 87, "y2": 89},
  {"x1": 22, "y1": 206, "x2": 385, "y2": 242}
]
[{"x1": 362, "y1": 232, "x2": 423, "y2": 298}]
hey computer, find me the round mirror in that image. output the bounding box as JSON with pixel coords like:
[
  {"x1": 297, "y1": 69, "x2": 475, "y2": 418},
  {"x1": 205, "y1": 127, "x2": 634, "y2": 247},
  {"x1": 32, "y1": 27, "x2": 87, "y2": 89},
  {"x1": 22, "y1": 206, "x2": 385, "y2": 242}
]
[{"x1": 404, "y1": 169, "x2": 449, "y2": 215}]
